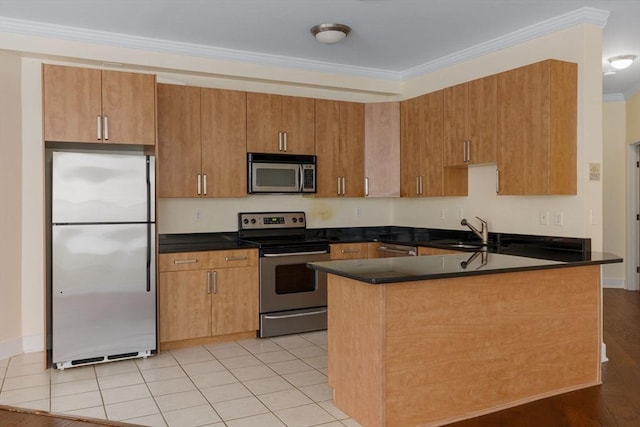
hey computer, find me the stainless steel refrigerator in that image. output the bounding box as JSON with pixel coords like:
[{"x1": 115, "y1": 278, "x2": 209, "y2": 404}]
[{"x1": 50, "y1": 151, "x2": 156, "y2": 369}]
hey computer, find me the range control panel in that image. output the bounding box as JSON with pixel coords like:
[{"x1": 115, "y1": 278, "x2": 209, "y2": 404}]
[{"x1": 238, "y1": 212, "x2": 306, "y2": 230}]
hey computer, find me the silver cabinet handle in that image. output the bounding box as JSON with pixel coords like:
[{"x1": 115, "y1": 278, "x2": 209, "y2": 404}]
[
  {"x1": 203, "y1": 174, "x2": 208, "y2": 196},
  {"x1": 463, "y1": 140, "x2": 468, "y2": 162},
  {"x1": 263, "y1": 250, "x2": 329, "y2": 257},
  {"x1": 206, "y1": 271, "x2": 212, "y2": 294},
  {"x1": 96, "y1": 116, "x2": 102, "y2": 140},
  {"x1": 466, "y1": 139, "x2": 471, "y2": 162},
  {"x1": 197, "y1": 174, "x2": 202, "y2": 195},
  {"x1": 416, "y1": 176, "x2": 420, "y2": 195},
  {"x1": 278, "y1": 131, "x2": 283, "y2": 151},
  {"x1": 212, "y1": 270, "x2": 218, "y2": 294},
  {"x1": 419, "y1": 175, "x2": 424, "y2": 195},
  {"x1": 283, "y1": 131, "x2": 288, "y2": 152},
  {"x1": 174, "y1": 259, "x2": 198, "y2": 264},
  {"x1": 341, "y1": 177, "x2": 346, "y2": 195},
  {"x1": 365, "y1": 177, "x2": 369, "y2": 196},
  {"x1": 377, "y1": 246, "x2": 417, "y2": 256},
  {"x1": 337, "y1": 177, "x2": 341, "y2": 195},
  {"x1": 103, "y1": 116, "x2": 109, "y2": 140},
  {"x1": 496, "y1": 169, "x2": 500, "y2": 193},
  {"x1": 225, "y1": 256, "x2": 248, "y2": 262}
]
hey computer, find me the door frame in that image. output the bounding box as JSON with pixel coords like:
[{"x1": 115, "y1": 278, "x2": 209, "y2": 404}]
[{"x1": 626, "y1": 142, "x2": 640, "y2": 291}]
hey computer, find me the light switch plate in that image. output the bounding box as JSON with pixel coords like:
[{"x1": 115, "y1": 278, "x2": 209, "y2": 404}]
[{"x1": 589, "y1": 163, "x2": 601, "y2": 181}]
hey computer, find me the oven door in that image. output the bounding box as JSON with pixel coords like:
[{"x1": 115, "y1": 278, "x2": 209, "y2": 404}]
[{"x1": 259, "y1": 250, "x2": 330, "y2": 313}]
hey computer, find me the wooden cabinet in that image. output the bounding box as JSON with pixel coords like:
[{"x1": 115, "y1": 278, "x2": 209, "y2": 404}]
[
  {"x1": 330, "y1": 243, "x2": 372, "y2": 260},
  {"x1": 418, "y1": 246, "x2": 461, "y2": 256},
  {"x1": 400, "y1": 91, "x2": 467, "y2": 197},
  {"x1": 157, "y1": 84, "x2": 247, "y2": 198},
  {"x1": 246, "y1": 93, "x2": 315, "y2": 155},
  {"x1": 315, "y1": 100, "x2": 365, "y2": 197},
  {"x1": 444, "y1": 76, "x2": 497, "y2": 166},
  {"x1": 496, "y1": 59, "x2": 577, "y2": 195},
  {"x1": 158, "y1": 249, "x2": 258, "y2": 348},
  {"x1": 43, "y1": 64, "x2": 156, "y2": 145},
  {"x1": 364, "y1": 102, "x2": 400, "y2": 197}
]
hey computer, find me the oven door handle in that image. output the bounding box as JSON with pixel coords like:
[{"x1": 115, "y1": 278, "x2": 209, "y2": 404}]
[
  {"x1": 263, "y1": 308, "x2": 328, "y2": 320},
  {"x1": 263, "y1": 250, "x2": 329, "y2": 257}
]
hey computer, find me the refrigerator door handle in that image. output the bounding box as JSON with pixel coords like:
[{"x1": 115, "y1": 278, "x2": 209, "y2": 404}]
[{"x1": 145, "y1": 156, "x2": 152, "y2": 293}]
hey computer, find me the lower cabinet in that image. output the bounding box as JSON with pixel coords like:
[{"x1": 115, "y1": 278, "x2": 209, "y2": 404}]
[
  {"x1": 418, "y1": 247, "x2": 462, "y2": 256},
  {"x1": 158, "y1": 249, "x2": 258, "y2": 348},
  {"x1": 330, "y1": 243, "x2": 379, "y2": 260}
]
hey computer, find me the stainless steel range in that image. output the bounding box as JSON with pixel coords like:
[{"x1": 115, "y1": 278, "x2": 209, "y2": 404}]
[{"x1": 238, "y1": 212, "x2": 330, "y2": 337}]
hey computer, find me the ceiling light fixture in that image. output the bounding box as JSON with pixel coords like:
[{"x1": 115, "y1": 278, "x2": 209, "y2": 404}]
[
  {"x1": 608, "y1": 55, "x2": 637, "y2": 70},
  {"x1": 310, "y1": 23, "x2": 351, "y2": 44}
]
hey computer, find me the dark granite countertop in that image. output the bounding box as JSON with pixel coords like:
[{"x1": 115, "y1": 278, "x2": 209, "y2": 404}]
[
  {"x1": 158, "y1": 232, "x2": 257, "y2": 253},
  {"x1": 308, "y1": 251, "x2": 623, "y2": 284}
]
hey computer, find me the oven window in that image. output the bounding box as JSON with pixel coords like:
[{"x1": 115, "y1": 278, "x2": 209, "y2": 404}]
[{"x1": 275, "y1": 264, "x2": 316, "y2": 294}]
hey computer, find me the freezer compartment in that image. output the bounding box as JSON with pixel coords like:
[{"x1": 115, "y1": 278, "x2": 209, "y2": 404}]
[
  {"x1": 52, "y1": 223, "x2": 156, "y2": 367},
  {"x1": 52, "y1": 151, "x2": 155, "y2": 224}
]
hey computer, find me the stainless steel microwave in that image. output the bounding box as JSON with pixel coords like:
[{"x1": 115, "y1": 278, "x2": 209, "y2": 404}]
[{"x1": 247, "y1": 153, "x2": 317, "y2": 194}]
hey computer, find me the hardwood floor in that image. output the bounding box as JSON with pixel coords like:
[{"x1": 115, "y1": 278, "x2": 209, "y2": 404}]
[
  {"x1": 450, "y1": 288, "x2": 640, "y2": 427},
  {"x1": 1, "y1": 289, "x2": 638, "y2": 427}
]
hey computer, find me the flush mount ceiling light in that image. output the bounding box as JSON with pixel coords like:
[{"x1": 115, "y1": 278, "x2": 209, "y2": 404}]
[
  {"x1": 310, "y1": 23, "x2": 351, "y2": 44},
  {"x1": 608, "y1": 55, "x2": 637, "y2": 70}
]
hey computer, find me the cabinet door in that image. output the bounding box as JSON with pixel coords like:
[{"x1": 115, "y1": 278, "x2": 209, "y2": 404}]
[
  {"x1": 281, "y1": 96, "x2": 316, "y2": 155},
  {"x1": 211, "y1": 267, "x2": 258, "y2": 336},
  {"x1": 101, "y1": 70, "x2": 156, "y2": 145},
  {"x1": 157, "y1": 84, "x2": 202, "y2": 198},
  {"x1": 443, "y1": 83, "x2": 468, "y2": 166},
  {"x1": 466, "y1": 76, "x2": 497, "y2": 164},
  {"x1": 315, "y1": 100, "x2": 342, "y2": 197},
  {"x1": 400, "y1": 97, "x2": 423, "y2": 197},
  {"x1": 159, "y1": 271, "x2": 211, "y2": 343},
  {"x1": 246, "y1": 92, "x2": 281, "y2": 153},
  {"x1": 420, "y1": 90, "x2": 445, "y2": 197},
  {"x1": 43, "y1": 64, "x2": 102, "y2": 143},
  {"x1": 201, "y1": 88, "x2": 247, "y2": 197},
  {"x1": 331, "y1": 243, "x2": 369, "y2": 260},
  {"x1": 339, "y1": 102, "x2": 365, "y2": 197},
  {"x1": 497, "y1": 62, "x2": 549, "y2": 195},
  {"x1": 365, "y1": 102, "x2": 400, "y2": 197}
]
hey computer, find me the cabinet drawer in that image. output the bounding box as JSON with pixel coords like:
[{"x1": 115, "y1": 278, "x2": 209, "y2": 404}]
[
  {"x1": 159, "y1": 249, "x2": 257, "y2": 272},
  {"x1": 331, "y1": 243, "x2": 368, "y2": 260}
]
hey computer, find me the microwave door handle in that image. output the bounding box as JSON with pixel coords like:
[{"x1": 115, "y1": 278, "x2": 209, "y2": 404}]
[{"x1": 299, "y1": 164, "x2": 304, "y2": 192}]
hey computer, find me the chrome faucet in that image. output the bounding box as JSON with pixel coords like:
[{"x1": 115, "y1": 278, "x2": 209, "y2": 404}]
[{"x1": 461, "y1": 216, "x2": 488, "y2": 245}]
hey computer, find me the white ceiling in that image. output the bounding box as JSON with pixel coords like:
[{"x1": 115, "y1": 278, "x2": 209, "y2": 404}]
[{"x1": 0, "y1": 0, "x2": 638, "y2": 97}]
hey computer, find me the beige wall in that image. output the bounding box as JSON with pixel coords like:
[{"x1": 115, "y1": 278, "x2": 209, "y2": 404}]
[
  {"x1": 627, "y1": 92, "x2": 640, "y2": 143},
  {"x1": 0, "y1": 21, "x2": 610, "y2": 357},
  {"x1": 0, "y1": 51, "x2": 23, "y2": 359},
  {"x1": 602, "y1": 101, "x2": 627, "y2": 287}
]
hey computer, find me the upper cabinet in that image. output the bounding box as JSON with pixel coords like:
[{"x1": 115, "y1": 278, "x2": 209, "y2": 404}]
[
  {"x1": 443, "y1": 76, "x2": 497, "y2": 166},
  {"x1": 315, "y1": 100, "x2": 365, "y2": 197},
  {"x1": 246, "y1": 93, "x2": 315, "y2": 155},
  {"x1": 400, "y1": 91, "x2": 467, "y2": 197},
  {"x1": 157, "y1": 84, "x2": 247, "y2": 198},
  {"x1": 496, "y1": 59, "x2": 577, "y2": 195},
  {"x1": 364, "y1": 102, "x2": 400, "y2": 197},
  {"x1": 43, "y1": 64, "x2": 156, "y2": 145}
]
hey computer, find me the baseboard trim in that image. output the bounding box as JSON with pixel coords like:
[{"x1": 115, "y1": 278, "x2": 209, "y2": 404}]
[
  {"x1": 22, "y1": 334, "x2": 44, "y2": 353},
  {"x1": 0, "y1": 336, "x2": 22, "y2": 361}
]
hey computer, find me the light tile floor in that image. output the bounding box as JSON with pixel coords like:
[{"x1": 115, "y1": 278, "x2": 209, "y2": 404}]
[{"x1": 0, "y1": 331, "x2": 363, "y2": 427}]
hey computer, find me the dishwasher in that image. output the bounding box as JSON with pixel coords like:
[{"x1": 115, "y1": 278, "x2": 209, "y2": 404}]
[{"x1": 376, "y1": 243, "x2": 417, "y2": 258}]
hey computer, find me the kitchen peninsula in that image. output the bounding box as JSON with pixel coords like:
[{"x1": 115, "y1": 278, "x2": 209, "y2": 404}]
[{"x1": 309, "y1": 252, "x2": 621, "y2": 427}]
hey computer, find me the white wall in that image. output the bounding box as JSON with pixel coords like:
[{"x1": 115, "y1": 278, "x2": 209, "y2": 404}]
[{"x1": 0, "y1": 51, "x2": 23, "y2": 360}]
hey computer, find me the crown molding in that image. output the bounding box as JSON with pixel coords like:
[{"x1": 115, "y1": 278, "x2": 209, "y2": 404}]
[
  {"x1": 401, "y1": 7, "x2": 609, "y2": 79},
  {"x1": 0, "y1": 6, "x2": 610, "y2": 82},
  {"x1": 603, "y1": 93, "x2": 626, "y2": 102}
]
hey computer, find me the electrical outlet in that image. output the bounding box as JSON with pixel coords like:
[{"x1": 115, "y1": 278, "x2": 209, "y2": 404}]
[
  {"x1": 439, "y1": 208, "x2": 446, "y2": 220},
  {"x1": 553, "y1": 211, "x2": 563, "y2": 226},
  {"x1": 456, "y1": 207, "x2": 464, "y2": 220},
  {"x1": 195, "y1": 209, "x2": 202, "y2": 222},
  {"x1": 355, "y1": 207, "x2": 362, "y2": 217},
  {"x1": 539, "y1": 210, "x2": 549, "y2": 225}
]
